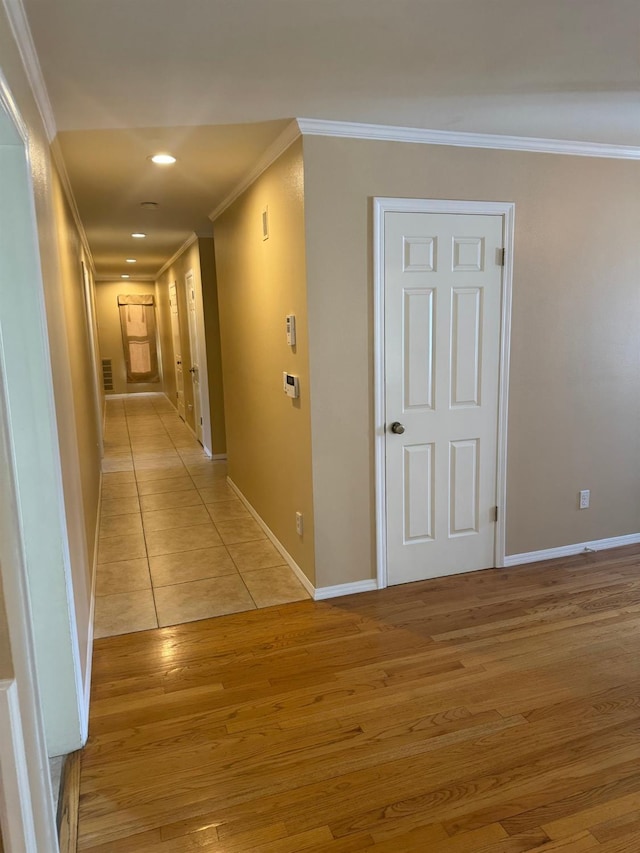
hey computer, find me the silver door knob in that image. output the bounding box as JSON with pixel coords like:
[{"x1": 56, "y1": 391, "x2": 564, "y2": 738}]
[{"x1": 390, "y1": 422, "x2": 405, "y2": 434}]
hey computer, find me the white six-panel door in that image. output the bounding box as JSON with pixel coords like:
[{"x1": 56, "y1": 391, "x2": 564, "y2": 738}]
[
  {"x1": 185, "y1": 270, "x2": 203, "y2": 444},
  {"x1": 168, "y1": 281, "x2": 186, "y2": 422},
  {"x1": 384, "y1": 210, "x2": 504, "y2": 584}
]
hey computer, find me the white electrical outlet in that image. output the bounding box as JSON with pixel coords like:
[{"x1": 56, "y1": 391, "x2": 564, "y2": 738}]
[
  {"x1": 295, "y1": 511, "x2": 303, "y2": 536},
  {"x1": 579, "y1": 489, "x2": 590, "y2": 509}
]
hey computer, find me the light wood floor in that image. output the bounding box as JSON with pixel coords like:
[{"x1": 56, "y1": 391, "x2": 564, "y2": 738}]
[{"x1": 78, "y1": 545, "x2": 640, "y2": 852}]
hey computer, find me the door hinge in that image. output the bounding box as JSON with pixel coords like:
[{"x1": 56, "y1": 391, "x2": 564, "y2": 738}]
[
  {"x1": 499, "y1": 247, "x2": 506, "y2": 266},
  {"x1": 492, "y1": 506, "x2": 499, "y2": 522}
]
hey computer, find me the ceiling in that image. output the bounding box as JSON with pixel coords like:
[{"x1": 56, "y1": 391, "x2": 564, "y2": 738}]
[{"x1": 22, "y1": 0, "x2": 640, "y2": 279}]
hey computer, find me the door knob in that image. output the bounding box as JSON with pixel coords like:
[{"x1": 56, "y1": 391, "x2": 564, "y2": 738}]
[{"x1": 390, "y1": 422, "x2": 405, "y2": 434}]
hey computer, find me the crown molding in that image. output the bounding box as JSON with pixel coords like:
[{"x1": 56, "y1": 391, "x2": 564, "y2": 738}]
[
  {"x1": 94, "y1": 274, "x2": 157, "y2": 283},
  {"x1": 296, "y1": 118, "x2": 640, "y2": 160},
  {"x1": 209, "y1": 119, "x2": 301, "y2": 221},
  {"x1": 2, "y1": 0, "x2": 56, "y2": 143},
  {"x1": 50, "y1": 139, "x2": 96, "y2": 275},
  {"x1": 155, "y1": 232, "x2": 198, "y2": 279}
]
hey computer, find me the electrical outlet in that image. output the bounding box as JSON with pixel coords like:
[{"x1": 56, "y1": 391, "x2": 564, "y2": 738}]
[
  {"x1": 295, "y1": 511, "x2": 303, "y2": 536},
  {"x1": 579, "y1": 489, "x2": 590, "y2": 509}
]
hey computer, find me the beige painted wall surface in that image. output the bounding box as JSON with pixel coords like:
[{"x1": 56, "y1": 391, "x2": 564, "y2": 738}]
[
  {"x1": 198, "y1": 237, "x2": 227, "y2": 455},
  {"x1": 303, "y1": 136, "x2": 640, "y2": 586},
  {"x1": 95, "y1": 280, "x2": 160, "y2": 394},
  {"x1": 52, "y1": 167, "x2": 102, "y2": 589},
  {"x1": 214, "y1": 138, "x2": 316, "y2": 582}
]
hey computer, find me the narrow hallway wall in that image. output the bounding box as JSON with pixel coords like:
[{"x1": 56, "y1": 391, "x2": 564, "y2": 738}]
[
  {"x1": 213, "y1": 138, "x2": 315, "y2": 584},
  {"x1": 155, "y1": 237, "x2": 226, "y2": 456},
  {"x1": 95, "y1": 280, "x2": 161, "y2": 394}
]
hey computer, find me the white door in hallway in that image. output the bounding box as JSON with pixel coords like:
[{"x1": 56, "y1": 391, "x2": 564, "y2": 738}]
[
  {"x1": 384, "y1": 210, "x2": 504, "y2": 584},
  {"x1": 185, "y1": 270, "x2": 203, "y2": 443},
  {"x1": 169, "y1": 282, "x2": 185, "y2": 421}
]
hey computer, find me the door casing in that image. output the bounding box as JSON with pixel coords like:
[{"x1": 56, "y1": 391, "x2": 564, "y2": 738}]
[{"x1": 373, "y1": 197, "x2": 515, "y2": 589}]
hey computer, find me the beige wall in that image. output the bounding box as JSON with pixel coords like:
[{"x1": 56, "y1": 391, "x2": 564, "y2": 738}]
[
  {"x1": 214, "y1": 139, "x2": 316, "y2": 582},
  {"x1": 303, "y1": 135, "x2": 640, "y2": 586},
  {"x1": 198, "y1": 237, "x2": 227, "y2": 455},
  {"x1": 155, "y1": 238, "x2": 227, "y2": 454},
  {"x1": 51, "y1": 168, "x2": 102, "y2": 585},
  {"x1": 95, "y1": 280, "x2": 160, "y2": 394}
]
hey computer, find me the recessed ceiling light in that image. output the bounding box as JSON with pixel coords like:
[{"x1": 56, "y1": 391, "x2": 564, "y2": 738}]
[
  {"x1": 150, "y1": 153, "x2": 176, "y2": 165},
  {"x1": 140, "y1": 201, "x2": 159, "y2": 209},
  {"x1": 121, "y1": 274, "x2": 130, "y2": 279},
  {"x1": 126, "y1": 259, "x2": 137, "y2": 263},
  {"x1": 131, "y1": 232, "x2": 146, "y2": 238}
]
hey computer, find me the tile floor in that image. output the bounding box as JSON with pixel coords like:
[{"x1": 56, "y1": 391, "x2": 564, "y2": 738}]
[{"x1": 95, "y1": 395, "x2": 309, "y2": 638}]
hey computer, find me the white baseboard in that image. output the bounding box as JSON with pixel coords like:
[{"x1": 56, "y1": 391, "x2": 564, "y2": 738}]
[
  {"x1": 0, "y1": 679, "x2": 37, "y2": 851},
  {"x1": 212, "y1": 453, "x2": 228, "y2": 461},
  {"x1": 81, "y1": 471, "x2": 102, "y2": 743},
  {"x1": 105, "y1": 391, "x2": 165, "y2": 400},
  {"x1": 504, "y1": 532, "x2": 640, "y2": 567},
  {"x1": 314, "y1": 579, "x2": 379, "y2": 600},
  {"x1": 225, "y1": 479, "x2": 378, "y2": 602},
  {"x1": 226, "y1": 478, "x2": 315, "y2": 598}
]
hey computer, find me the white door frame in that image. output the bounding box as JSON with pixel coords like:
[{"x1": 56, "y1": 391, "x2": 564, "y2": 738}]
[
  {"x1": 81, "y1": 260, "x2": 104, "y2": 457},
  {"x1": 373, "y1": 197, "x2": 515, "y2": 589},
  {"x1": 0, "y1": 70, "x2": 60, "y2": 851},
  {"x1": 185, "y1": 267, "x2": 213, "y2": 455}
]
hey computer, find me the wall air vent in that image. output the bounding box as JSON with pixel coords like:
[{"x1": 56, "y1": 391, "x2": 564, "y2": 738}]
[{"x1": 102, "y1": 358, "x2": 114, "y2": 391}]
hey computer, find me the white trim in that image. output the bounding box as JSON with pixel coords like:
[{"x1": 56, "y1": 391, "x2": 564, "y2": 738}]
[
  {"x1": 226, "y1": 478, "x2": 378, "y2": 602},
  {"x1": 297, "y1": 118, "x2": 640, "y2": 161},
  {"x1": 1, "y1": 0, "x2": 57, "y2": 142},
  {"x1": 155, "y1": 233, "x2": 198, "y2": 279},
  {"x1": 504, "y1": 533, "x2": 640, "y2": 568},
  {"x1": 209, "y1": 120, "x2": 301, "y2": 221},
  {"x1": 226, "y1": 477, "x2": 315, "y2": 599},
  {"x1": 94, "y1": 274, "x2": 157, "y2": 282},
  {"x1": 212, "y1": 453, "x2": 227, "y2": 461},
  {"x1": 314, "y1": 580, "x2": 378, "y2": 601},
  {"x1": 0, "y1": 78, "x2": 59, "y2": 851},
  {"x1": 0, "y1": 680, "x2": 38, "y2": 852},
  {"x1": 494, "y1": 205, "x2": 515, "y2": 568},
  {"x1": 80, "y1": 470, "x2": 101, "y2": 743},
  {"x1": 185, "y1": 265, "x2": 213, "y2": 456},
  {"x1": 105, "y1": 391, "x2": 166, "y2": 400},
  {"x1": 80, "y1": 261, "x2": 103, "y2": 459},
  {"x1": 373, "y1": 198, "x2": 514, "y2": 589},
  {"x1": 208, "y1": 115, "x2": 640, "y2": 246}
]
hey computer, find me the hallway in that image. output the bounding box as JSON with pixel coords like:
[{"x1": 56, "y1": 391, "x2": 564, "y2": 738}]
[{"x1": 95, "y1": 395, "x2": 309, "y2": 637}]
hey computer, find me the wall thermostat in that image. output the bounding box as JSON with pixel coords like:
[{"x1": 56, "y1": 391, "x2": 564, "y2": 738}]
[
  {"x1": 283, "y1": 372, "x2": 299, "y2": 398},
  {"x1": 286, "y1": 314, "x2": 296, "y2": 346}
]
